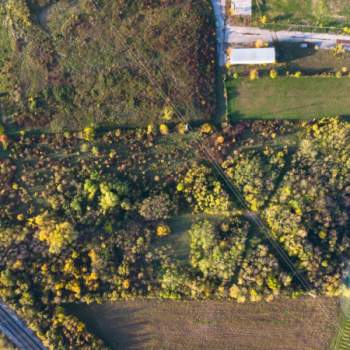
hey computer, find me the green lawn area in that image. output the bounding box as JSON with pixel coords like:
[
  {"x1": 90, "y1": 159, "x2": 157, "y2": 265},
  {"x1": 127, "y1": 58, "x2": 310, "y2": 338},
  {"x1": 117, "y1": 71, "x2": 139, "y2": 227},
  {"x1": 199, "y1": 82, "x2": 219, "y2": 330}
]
[
  {"x1": 255, "y1": 0, "x2": 350, "y2": 28},
  {"x1": 331, "y1": 314, "x2": 350, "y2": 350},
  {"x1": 227, "y1": 77, "x2": 350, "y2": 120}
]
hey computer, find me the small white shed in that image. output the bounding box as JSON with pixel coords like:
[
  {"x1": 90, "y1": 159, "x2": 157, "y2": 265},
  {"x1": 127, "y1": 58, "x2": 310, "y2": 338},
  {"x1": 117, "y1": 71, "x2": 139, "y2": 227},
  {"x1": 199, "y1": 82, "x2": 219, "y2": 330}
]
[
  {"x1": 229, "y1": 48, "x2": 276, "y2": 65},
  {"x1": 230, "y1": 0, "x2": 252, "y2": 16}
]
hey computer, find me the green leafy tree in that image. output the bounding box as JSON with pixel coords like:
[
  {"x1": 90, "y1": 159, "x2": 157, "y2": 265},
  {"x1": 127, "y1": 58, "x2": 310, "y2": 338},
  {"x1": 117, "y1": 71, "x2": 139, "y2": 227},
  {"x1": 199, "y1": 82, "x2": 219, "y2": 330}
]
[
  {"x1": 178, "y1": 164, "x2": 231, "y2": 213},
  {"x1": 189, "y1": 219, "x2": 247, "y2": 281},
  {"x1": 99, "y1": 182, "x2": 119, "y2": 213}
]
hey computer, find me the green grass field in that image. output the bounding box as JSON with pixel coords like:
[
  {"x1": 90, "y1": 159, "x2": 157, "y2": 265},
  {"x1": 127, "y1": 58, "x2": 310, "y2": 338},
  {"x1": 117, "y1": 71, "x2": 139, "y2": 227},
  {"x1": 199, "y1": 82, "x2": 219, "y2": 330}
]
[
  {"x1": 331, "y1": 313, "x2": 350, "y2": 350},
  {"x1": 227, "y1": 77, "x2": 350, "y2": 120},
  {"x1": 255, "y1": 0, "x2": 350, "y2": 28}
]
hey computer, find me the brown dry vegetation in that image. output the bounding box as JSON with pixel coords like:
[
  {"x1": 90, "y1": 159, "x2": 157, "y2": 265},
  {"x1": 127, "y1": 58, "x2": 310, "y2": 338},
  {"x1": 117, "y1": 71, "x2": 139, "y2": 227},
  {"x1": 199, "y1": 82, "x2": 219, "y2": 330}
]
[
  {"x1": 70, "y1": 298, "x2": 339, "y2": 350},
  {"x1": 0, "y1": 0, "x2": 216, "y2": 131}
]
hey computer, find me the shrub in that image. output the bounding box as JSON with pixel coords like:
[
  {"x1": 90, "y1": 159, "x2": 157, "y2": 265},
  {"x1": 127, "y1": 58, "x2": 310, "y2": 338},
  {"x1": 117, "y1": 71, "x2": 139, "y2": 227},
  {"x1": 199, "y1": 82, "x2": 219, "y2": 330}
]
[
  {"x1": 156, "y1": 224, "x2": 171, "y2": 237},
  {"x1": 159, "y1": 124, "x2": 169, "y2": 135},
  {"x1": 139, "y1": 193, "x2": 174, "y2": 221},
  {"x1": 176, "y1": 122, "x2": 187, "y2": 135},
  {"x1": 162, "y1": 105, "x2": 174, "y2": 121},
  {"x1": 99, "y1": 183, "x2": 119, "y2": 213},
  {"x1": 200, "y1": 123, "x2": 213, "y2": 134},
  {"x1": 83, "y1": 127, "x2": 95, "y2": 142},
  {"x1": 270, "y1": 69, "x2": 278, "y2": 79},
  {"x1": 249, "y1": 69, "x2": 259, "y2": 80},
  {"x1": 6, "y1": 0, "x2": 32, "y2": 27}
]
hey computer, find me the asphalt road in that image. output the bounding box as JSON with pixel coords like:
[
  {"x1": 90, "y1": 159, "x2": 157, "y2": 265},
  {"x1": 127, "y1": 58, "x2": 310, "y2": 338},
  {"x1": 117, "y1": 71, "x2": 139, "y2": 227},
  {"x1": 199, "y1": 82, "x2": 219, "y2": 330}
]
[
  {"x1": 0, "y1": 303, "x2": 46, "y2": 350},
  {"x1": 211, "y1": 0, "x2": 226, "y2": 65}
]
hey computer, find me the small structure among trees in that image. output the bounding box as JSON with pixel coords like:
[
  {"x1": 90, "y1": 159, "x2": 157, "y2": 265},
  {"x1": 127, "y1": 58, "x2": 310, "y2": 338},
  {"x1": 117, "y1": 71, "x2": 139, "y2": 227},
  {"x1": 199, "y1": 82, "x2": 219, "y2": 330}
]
[
  {"x1": 229, "y1": 0, "x2": 252, "y2": 16},
  {"x1": 227, "y1": 0, "x2": 252, "y2": 25}
]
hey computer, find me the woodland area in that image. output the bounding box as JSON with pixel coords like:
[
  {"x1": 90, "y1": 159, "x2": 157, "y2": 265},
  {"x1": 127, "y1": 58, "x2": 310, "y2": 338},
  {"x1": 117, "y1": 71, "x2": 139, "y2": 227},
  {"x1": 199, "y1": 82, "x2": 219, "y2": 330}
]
[
  {"x1": 0, "y1": 118, "x2": 349, "y2": 348},
  {"x1": 0, "y1": 1, "x2": 350, "y2": 349}
]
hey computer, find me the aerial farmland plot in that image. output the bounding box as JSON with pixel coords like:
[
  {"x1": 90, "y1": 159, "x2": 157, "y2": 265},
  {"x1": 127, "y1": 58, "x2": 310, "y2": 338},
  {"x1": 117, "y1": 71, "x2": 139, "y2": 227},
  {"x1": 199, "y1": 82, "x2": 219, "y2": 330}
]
[{"x1": 70, "y1": 297, "x2": 338, "y2": 350}]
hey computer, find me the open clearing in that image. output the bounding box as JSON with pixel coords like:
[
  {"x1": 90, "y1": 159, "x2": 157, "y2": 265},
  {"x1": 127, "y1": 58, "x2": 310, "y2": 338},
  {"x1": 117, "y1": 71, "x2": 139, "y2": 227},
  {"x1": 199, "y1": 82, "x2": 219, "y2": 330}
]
[
  {"x1": 227, "y1": 77, "x2": 350, "y2": 120},
  {"x1": 0, "y1": 0, "x2": 216, "y2": 131},
  {"x1": 69, "y1": 298, "x2": 339, "y2": 350}
]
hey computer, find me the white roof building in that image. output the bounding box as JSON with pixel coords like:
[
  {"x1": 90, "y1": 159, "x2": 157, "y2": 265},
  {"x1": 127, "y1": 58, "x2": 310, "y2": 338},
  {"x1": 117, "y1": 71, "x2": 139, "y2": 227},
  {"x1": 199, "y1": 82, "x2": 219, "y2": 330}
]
[
  {"x1": 229, "y1": 47, "x2": 276, "y2": 65},
  {"x1": 230, "y1": 0, "x2": 252, "y2": 16}
]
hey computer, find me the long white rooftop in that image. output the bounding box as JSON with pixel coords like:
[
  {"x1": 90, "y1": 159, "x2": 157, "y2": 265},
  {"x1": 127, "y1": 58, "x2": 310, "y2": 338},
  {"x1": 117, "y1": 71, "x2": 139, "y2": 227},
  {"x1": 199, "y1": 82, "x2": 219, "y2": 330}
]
[{"x1": 229, "y1": 47, "x2": 276, "y2": 65}]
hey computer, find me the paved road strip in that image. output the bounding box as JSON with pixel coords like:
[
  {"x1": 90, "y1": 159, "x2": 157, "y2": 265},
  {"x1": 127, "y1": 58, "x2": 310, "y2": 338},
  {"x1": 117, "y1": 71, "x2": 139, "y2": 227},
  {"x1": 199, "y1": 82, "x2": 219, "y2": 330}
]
[
  {"x1": 0, "y1": 303, "x2": 46, "y2": 350},
  {"x1": 210, "y1": 0, "x2": 226, "y2": 65},
  {"x1": 226, "y1": 26, "x2": 350, "y2": 50}
]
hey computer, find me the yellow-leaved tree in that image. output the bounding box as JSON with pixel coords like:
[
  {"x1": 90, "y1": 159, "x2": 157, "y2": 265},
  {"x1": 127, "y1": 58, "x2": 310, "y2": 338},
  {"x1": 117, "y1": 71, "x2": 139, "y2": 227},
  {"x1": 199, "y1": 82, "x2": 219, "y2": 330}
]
[{"x1": 33, "y1": 213, "x2": 77, "y2": 254}]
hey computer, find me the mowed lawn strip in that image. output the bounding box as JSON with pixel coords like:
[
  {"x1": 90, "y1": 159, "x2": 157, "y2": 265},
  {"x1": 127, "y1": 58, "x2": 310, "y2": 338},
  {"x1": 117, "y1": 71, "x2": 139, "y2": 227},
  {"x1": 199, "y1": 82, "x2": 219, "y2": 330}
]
[
  {"x1": 69, "y1": 297, "x2": 339, "y2": 350},
  {"x1": 227, "y1": 77, "x2": 350, "y2": 120}
]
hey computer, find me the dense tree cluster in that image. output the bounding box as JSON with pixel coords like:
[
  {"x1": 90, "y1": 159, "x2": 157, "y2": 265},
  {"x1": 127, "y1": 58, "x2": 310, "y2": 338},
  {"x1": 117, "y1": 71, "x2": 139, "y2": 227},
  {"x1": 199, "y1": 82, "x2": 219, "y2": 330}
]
[
  {"x1": 189, "y1": 219, "x2": 248, "y2": 281},
  {"x1": 222, "y1": 117, "x2": 350, "y2": 296},
  {"x1": 223, "y1": 145, "x2": 289, "y2": 211},
  {"x1": 0, "y1": 118, "x2": 348, "y2": 347},
  {"x1": 177, "y1": 163, "x2": 232, "y2": 213},
  {"x1": 264, "y1": 118, "x2": 350, "y2": 294},
  {"x1": 0, "y1": 125, "x2": 195, "y2": 348}
]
